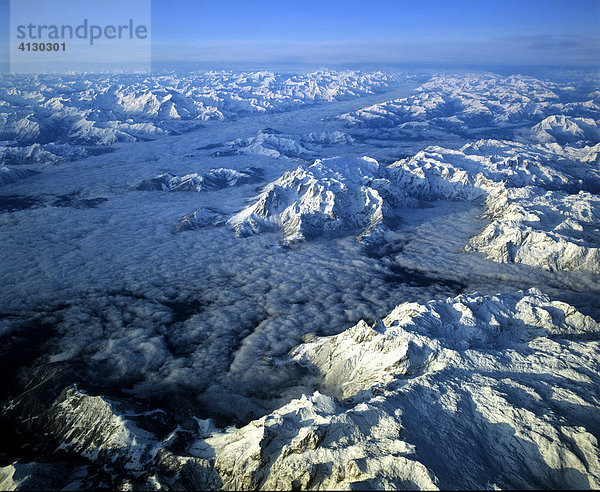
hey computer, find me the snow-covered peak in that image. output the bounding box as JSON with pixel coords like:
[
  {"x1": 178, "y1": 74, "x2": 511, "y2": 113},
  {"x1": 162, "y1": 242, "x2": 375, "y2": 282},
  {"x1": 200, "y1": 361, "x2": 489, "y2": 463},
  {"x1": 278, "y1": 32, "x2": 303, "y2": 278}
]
[
  {"x1": 132, "y1": 167, "x2": 263, "y2": 192},
  {"x1": 0, "y1": 70, "x2": 390, "y2": 165},
  {"x1": 3, "y1": 290, "x2": 598, "y2": 490},
  {"x1": 0, "y1": 165, "x2": 39, "y2": 185},
  {"x1": 272, "y1": 289, "x2": 600, "y2": 490},
  {"x1": 213, "y1": 129, "x2": 354, "y2": 160},
  {"x1": 388, "y1": 140, "x2": 600, "y2": 272},
  {"x1": 293, "y1": 288, "x2": 599, "y2": 399},
  {"x1": 228, "y1": 156, "x2": 411, "y2": 244},
  {"x1": 339, "y1": 73, "x2": 600, "y2": 146},
  {"x1": 531, "y1": 114, "x2": 600, "y2": 145}
]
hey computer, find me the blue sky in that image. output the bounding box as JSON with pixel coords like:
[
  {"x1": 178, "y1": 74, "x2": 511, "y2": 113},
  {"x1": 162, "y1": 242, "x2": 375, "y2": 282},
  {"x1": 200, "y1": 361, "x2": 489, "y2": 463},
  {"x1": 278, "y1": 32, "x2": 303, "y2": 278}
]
[
  {"x1": 150, "y1": 0, "x2": 600, "y2": 66},
  {"x1": 1, "y1": 0, "x2": 598, "y2": 70}
]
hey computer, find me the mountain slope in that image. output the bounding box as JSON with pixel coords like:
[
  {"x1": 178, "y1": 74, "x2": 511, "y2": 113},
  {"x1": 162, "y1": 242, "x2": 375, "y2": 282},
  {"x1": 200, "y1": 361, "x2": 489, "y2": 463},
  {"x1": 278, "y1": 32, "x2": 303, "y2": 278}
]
[{"x1": 228, "y1": 156, "x2": 413, "y2": 244}]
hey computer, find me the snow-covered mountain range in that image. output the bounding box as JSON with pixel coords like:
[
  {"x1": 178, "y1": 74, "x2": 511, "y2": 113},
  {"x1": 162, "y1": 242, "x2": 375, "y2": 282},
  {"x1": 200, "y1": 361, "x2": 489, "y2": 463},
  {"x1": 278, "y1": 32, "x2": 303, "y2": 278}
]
[
  {"x1": 392, "y1": 140, "x2": 600, "y2": 272},
  {"x1": 2, "y1": 289, "x2": 598, "y2": 490},
  {"x1": 0, "y1": 70, "x2": 390, "y2": 165},
  {"x1": 227, "y1": 137, "x2": 599, "y2": 272},
  {"x1": 132, "y1": 167, "x2": 263, "y2": 192},
  {"x1": 339, "y1": 73, "x2": 600, "y2": 148},
  {"x1": 1, "y1": 69, "x2": 599, "y2": 491},
  {"x1": 210, "y1": 128, "x2": 354, "y2": 160},
  {"x1": 228, "y1": 156, "x2": 411, "y2": 244}
]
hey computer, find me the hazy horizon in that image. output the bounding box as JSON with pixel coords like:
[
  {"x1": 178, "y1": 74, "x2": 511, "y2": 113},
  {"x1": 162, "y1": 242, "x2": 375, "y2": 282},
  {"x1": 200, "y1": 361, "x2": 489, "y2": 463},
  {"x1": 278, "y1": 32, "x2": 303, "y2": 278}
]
[
  {"x1": 149, "y1": 0, "x2": 600, "y2": 68},
  {"x1": 1, "y1": 0, "x2": 599, "y2": 72}
]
